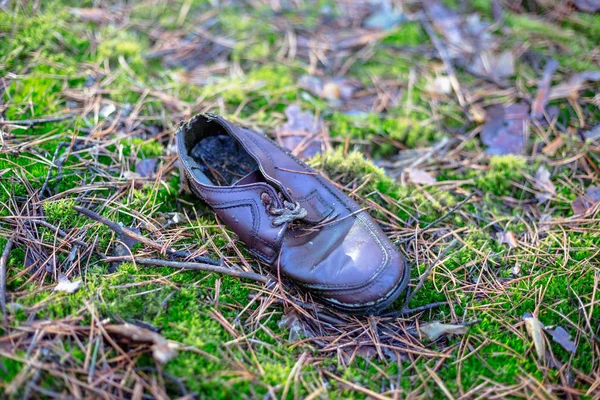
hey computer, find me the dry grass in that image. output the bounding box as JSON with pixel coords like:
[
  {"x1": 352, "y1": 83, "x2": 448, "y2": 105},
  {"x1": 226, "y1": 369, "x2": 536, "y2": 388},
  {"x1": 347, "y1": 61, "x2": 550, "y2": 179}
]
[{"x1": 1, "y1": 0, "x2": 599, "y2": 398}]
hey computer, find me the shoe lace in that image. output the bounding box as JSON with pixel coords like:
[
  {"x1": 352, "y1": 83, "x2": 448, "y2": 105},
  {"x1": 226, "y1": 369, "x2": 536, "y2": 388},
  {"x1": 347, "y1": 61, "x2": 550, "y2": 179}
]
[{"x1": 261, "y1": 193, "x2": 307, "y2": 226}]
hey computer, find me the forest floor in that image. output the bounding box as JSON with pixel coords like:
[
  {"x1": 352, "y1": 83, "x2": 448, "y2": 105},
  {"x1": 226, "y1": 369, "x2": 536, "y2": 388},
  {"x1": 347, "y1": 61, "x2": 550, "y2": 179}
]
[{"x1": 1, "y1": 0, "x2": 599, "y2": 398}]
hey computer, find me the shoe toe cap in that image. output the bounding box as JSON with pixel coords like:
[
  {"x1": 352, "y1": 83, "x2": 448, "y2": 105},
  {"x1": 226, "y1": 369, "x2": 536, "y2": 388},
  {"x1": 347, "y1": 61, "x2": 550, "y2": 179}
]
[
  {"x1": 317, "y1": 247, "x2": 407, "y2": 312},
  {"x1": 280, "y1": 217, "x2": 409, "y2": 313}
]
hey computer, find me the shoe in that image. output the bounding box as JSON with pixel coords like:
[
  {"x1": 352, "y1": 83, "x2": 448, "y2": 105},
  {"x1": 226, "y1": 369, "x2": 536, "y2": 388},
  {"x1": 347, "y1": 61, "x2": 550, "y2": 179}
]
[{"x1": 177, "y1": 113, "x2": 410, "y2": 314}]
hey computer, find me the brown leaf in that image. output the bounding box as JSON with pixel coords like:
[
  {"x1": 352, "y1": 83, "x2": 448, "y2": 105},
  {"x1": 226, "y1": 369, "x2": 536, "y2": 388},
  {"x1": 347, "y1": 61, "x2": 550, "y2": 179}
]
[
  {"x1": 278, "y1": 310, "x2": 312, "y2": 342},
  {"x1": 534, "y1": 166, "x2": 556, "y2": 203},
  {"x1": 419, "y1": 322, "x2": 468, "y2": 341},
  {"x1": 408, "y1": 168, "x2": 436, "y2": 185},
  {"x1": 105, "y1": 323, "x2": 177, "y2": 364},
  {"x1": 572, "y1": 185, "x2": 600, "y2": 214},
  {"x1": 276, "y1": 105, "x2": 326, "y2": 159},
  {"x1": 424, "y1": 1, "x2": 473, "y2": 54},
  {"x1": 573, "y1": 0, "x2": 600, "y2": 12},
  {"x1": 136, "y1": 158, "x2": 158, "y2": 178},
  {"x1": 471, "y1": 51, "x2": 515, "y2": 80},
  {"x1": 549, "y1": 70, "x2": 600, "y2": 100},
  {"x1": 523, "y1": 312, "x2": 545, "y2": 361},
  {"x1": 546, "y1": 326, "x2": 577, "y2": 353},
  {"x1": 584, "y1": 125, "x2": 600, "y2": 142},
  {"x1": 298, "y1": 75, "x2": 358, "y2": 103},
  {"x1": 497, "y1": 231, "x2": 518, "y2": 249},
  {"x1": 481, "y1": 103, "x2": 529, "y2": 155}
]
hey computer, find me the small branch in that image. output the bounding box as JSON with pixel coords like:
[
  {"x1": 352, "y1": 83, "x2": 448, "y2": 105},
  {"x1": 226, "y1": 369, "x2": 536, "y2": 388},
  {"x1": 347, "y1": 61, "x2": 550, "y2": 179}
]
[
  {"x1": 531, "y1": 58, "x2": 559, "y2": 120},
  {"x1": 1, "y1": 236, "x2": 15, "y2": 318},
  {"x1": 39, "y1": 143, "x2": 67, "y2": 199},
  {"x1": 0, "y1": 113, "x2": 76, "y2": 127},
  {"x1": 383, "y1": 301, "x2": 449, "y2": 318},
  {"x1": 73, "y1": 205, "x2": 219, "y2": 265},
  {"x1": 396, "y1": 193, "x2": 474, "y2": 245},
  {"x1": 103, "y1": 256, "x2": 270, "y2": 284},
  {"x1": 403, "y1": 239, "x2": 459, "y2": 307},
  {"x1": 421, "y1": 18, "x2": 466, "y2": 108}
]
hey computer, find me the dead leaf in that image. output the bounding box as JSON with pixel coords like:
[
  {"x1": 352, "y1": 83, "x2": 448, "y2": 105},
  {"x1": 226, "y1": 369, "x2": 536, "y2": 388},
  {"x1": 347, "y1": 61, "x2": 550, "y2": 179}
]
[
  {"x1": 136, "y1": 158, "x2": 158, "y2": 178},
  {"x1": 481, "y1": 103, "x2": 529, "y2": 155},
  {"x1": 419, "y1": 322, "x2": 468, "y2": 341},
  {"x1": 152, "y1": 212, "x2": 186, "y2": 229},
  {"x1": 546, "y1": 326, "x2": 577, "y2": 353},
  {"x1": 549, "y1": 70, "x2": 600, "y2": 100},
  {"x1": 276, "y1": 105, "x2": 326, "y2": 159},
  {"x1": 105, "y1": 323, "x2": 177, "y2": 364},
  {"x1": 573, "y1": 0, "x2": 600, "y2": 12},
  {"x1": 278, "y1": 310, "x2": 311, "y2": 342},
  {"x1": 425, "y1": 76, "x2": 452, "y2": 96},
  {"x1": 497, "y1": 231, "x2": 518, "y2": 249},
  {"x1": 471, "y1": 51, "x2": 515, "y2": 80},
  {"x1": 424, "y1": 1, "x2": 496, "y2": 60},
  {"x1": 122, "y1": 171, "x2": 141, "y2": 180},
  {"x1": 523, "y1": 312, "x2": 545, "y2": 361},
  {"x1": 321, "y1": 80, "x2": 356, "y2": 102},
  {"x1": 99, "y1": 103, "x2": 117, "y2": 118},
  {"x1": 363, "y1": 7, "x2": 405, "y2": 30},
  {"x1": 534, "y1": 166, "x2": 556, "y2": 203},
  {"x1": 531, "y1": 59, "x2": 559, "y2": 120},
  {"x1": 407, "y1": 168, "x2": 436, "y2": 185},
  {"x1": 424, "y1": 1, "x2": 474, "y2": 55},
  {"x1": 54, "y1": 274, "x2": 82, "y2": 294},
  {"x1": 572, "y1": 185, "x2": 600, "y2": 214},
  {"x1": 584, "y1": 125, "x2": 600, "y2": 142},
  {"x1": 299, "y1": 75, "x2": 358, "y2": 103}
]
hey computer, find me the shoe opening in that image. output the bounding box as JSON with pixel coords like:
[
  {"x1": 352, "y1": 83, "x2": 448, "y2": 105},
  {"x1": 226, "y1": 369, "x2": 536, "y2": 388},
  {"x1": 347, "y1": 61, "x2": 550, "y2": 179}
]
[{"x1": 185, "y1": 118, "x2": 259, "y2": 186}]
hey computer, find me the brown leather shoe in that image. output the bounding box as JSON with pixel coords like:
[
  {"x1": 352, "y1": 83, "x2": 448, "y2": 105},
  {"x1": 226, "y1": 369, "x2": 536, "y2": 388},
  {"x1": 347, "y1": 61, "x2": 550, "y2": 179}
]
[{"x1": 177, "y1": 113, "x2": 409, "y2": 314}]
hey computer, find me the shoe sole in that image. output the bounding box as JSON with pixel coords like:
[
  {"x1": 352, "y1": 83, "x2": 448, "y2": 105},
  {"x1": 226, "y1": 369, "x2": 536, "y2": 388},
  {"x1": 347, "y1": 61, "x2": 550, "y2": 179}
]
[{"x1": 317, "y1": 257, "x2": 411, "y2": 316}]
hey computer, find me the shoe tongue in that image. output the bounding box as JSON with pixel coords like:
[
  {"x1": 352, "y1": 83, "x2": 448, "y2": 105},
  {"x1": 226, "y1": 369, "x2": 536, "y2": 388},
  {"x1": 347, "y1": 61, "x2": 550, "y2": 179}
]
[{"x1": 234, "y1": 170, "x2": 263, "y2": 186}]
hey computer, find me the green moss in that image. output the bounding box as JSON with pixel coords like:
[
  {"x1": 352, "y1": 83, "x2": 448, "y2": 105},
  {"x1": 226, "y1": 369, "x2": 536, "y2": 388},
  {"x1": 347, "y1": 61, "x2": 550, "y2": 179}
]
[
  {"x1": 382, "y1": 22, "x2": 427, "y2": 47},
  {"x1": 97, "y1": 29, "x2": 144, "y2": 61},
  {"x1": 2, "y1": 1, "x2": 599, "y2": 398},
  {"x1": 311, "y1": 148, "x2": 392, "y2": 194},
  {"x1": 42, "y1": 199, "x2": 77, "y2": 225},
  {"x1": 328, "y1": 112, "x2": 442, "y2": 156},
  {"x1": 477, "y1": 155, "x2": 527, "y2": 196}
]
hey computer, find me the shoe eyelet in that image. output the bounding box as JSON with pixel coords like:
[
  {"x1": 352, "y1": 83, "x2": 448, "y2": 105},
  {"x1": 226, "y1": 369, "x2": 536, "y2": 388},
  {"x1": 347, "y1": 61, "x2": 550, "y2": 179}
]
[{"x1": 260, "y1": 192, "x2": 272, "y2": 206}]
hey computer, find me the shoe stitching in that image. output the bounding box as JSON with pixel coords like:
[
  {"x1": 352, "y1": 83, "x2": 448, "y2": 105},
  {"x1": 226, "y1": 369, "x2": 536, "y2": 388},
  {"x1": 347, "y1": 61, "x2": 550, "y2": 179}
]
[
  {"x1": 237, "y1": 125, "x2": 392, "y2": 290},
  {"x1": 180, "y1": 117, "x2": 393, "y2": 291},
  {"x1": 211, "y1": 200, "x2": 260, "y2": 249},
  {"x1": 294, "y1": 189, "x2": 335, "y2": 222}
]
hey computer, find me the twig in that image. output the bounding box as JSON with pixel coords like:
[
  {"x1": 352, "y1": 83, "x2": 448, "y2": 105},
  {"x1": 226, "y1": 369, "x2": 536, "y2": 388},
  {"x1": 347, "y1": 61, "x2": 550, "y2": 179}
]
[
  {"x1": 73, "y1": 205, "x2": 219, "y2": 265},
  {"x1": 531, "y1": 58, "x2": 559, "y2": 120},
  {"x1": 102, "y1": 256, "x2": 270, "y2": 284},
  {"x1": 396, "y1": 193, "x2": 474, "y2": 244},
  {"x1": 1, "y1": 236, "x2": 15, "y2": 317},
  {"x1": 403, "y1": 239, "x2": 459, "y2": 307},
  {"x1": 39, "y1": 143, "x2": 67, "y2": 198},
  {"x1": 421, "y1": 18, "x2": 466, "y2": 108},
  {"x1": 0, "y1": 113, "x2": 76, "y2": 127},
  {"x1": 383, "y1": 301, "x2": 449, "y2": 318}
]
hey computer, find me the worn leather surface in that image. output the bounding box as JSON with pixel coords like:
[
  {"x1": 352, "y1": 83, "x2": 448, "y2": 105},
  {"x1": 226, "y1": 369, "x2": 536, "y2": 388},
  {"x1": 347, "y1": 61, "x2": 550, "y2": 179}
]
[{"x1": 177, "y1": 113, "x2": 409, "y2": 313}]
